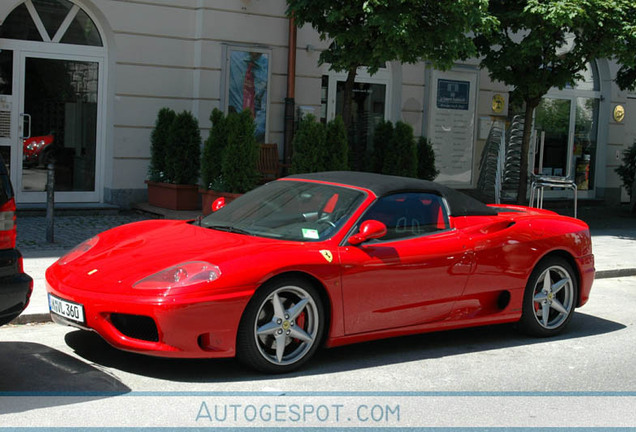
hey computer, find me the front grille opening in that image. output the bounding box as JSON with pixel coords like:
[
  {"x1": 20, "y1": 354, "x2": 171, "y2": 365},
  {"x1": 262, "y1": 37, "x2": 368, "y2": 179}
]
[{"x1": 110, "y1": 313, "x2": 159, "y2": 342}]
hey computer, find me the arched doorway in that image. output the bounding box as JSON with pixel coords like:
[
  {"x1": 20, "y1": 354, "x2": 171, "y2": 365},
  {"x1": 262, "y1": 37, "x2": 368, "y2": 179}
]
[
  {"x1": 533, "y1": 61, "x2": 602, "y2": 199},
  {"x1": 0, "y1": 0, "x2": 106, "y2": 203}
]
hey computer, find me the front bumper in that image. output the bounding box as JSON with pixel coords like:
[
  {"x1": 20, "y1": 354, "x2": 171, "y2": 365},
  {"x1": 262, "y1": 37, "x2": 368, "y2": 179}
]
[
  {"x1": 46, "y1": 279, "x2": 254, "y2": 359},
  {"x1": 576, "y1": 253, "x2": 595, "y2": 307}
]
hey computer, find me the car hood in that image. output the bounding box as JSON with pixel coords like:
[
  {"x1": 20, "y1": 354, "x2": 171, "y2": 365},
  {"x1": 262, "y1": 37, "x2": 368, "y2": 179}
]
[{"x1": 47, "y1": 219, "x2": 300, "y2": 293}]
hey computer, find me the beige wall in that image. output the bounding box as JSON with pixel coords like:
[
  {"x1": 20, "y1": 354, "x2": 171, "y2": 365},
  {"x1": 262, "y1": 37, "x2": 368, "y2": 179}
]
[
  {"x1": 93, "y1": 0, "x2": 291, "y2": 203},
  {"x1": 2, "y1": 0, "x2": 631, "y2": 206}
]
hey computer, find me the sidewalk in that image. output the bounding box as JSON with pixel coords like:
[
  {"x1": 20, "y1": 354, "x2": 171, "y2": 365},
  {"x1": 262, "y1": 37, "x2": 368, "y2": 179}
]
[{"x1": 11, "y1": 204, "x2": 636, "y2": 324}]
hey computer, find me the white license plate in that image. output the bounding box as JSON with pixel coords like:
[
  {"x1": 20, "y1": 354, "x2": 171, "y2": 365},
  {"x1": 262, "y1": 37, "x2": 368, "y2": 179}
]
[{"x1": 49, "y1": 294, "x2": 85, "y2": 324}]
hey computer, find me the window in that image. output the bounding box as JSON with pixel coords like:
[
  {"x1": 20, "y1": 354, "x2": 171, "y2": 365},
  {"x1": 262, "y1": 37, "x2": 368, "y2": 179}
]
[
  {"x1": 225, "y1": 47, "x2": 270, "y2": 143},
  {"x1": 0, "y1": 0, "x2": 103, "y2": 46},
  {"x1": 357, "y1": 192, "x2": 449, "y2": 241}
]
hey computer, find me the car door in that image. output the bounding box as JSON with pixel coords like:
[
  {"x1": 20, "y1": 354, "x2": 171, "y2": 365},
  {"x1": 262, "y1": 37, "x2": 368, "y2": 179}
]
[{"x1": 338, "y1": 192, "x2": 473, "y2": 335}]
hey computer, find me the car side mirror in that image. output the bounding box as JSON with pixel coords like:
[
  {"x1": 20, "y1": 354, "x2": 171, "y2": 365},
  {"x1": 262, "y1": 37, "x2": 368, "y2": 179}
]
[
  {"x1": 211, "y1": 197, "x2": 226, "y2": 212},
  {"x1": 348, "y1": 220, "x2": 387, "y2": 245}
]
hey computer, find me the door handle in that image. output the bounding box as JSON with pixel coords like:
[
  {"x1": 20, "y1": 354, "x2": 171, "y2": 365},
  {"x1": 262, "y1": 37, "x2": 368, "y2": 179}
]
[{"x1": 20, "y1": 113, "x2": 31, "y2": 140}]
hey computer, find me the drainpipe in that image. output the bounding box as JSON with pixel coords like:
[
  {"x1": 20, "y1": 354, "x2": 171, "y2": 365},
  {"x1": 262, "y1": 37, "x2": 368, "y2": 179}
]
[{"x1": 283, "y1": 16, "x2": 297, "y2": 171}]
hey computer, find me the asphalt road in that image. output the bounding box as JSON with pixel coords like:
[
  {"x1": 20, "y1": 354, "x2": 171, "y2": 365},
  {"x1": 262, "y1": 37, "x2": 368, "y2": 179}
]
[{"x1": 1, "y1": 276, "x2": 635, "y2": 428}]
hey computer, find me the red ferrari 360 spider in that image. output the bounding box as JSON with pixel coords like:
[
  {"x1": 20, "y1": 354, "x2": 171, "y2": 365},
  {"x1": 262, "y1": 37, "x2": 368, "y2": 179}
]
[{"x1": 46, "y1": 172, "x2": 594, "y2": 373}]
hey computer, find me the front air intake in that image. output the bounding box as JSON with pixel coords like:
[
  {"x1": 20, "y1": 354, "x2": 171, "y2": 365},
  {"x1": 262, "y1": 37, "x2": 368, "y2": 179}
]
[{"x1": 110, "y1": 313, "x2": 159, "y2": 342}]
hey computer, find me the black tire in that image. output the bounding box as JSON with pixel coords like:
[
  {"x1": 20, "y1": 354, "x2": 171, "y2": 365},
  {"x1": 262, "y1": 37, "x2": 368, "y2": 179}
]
[
  {"x1": 236, "y1": 277, "x2": 325, "y2": 373},
  {"x1": 518, "y1": 257, "x2": 578, "y2": 337}
]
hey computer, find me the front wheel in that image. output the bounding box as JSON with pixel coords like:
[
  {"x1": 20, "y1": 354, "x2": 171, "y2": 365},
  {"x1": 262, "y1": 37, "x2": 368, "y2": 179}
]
[
  {"x1": 236, "y1": 277, "x2": 325, "y2": 373},
  {"x1": 518, "y1": 257, "x2": 578, "y2": 337}
]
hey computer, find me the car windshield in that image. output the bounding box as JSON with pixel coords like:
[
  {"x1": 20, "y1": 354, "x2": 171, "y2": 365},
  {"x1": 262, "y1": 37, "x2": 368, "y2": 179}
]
[{"x1": 200, "y1": 180, "x2": 366, "y2": 241}]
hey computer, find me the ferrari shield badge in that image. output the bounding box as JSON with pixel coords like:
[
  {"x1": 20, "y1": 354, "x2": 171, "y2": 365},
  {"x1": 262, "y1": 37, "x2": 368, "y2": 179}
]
[{"x1": 320, "y1": 250, "x2": 333, "y2": 263}]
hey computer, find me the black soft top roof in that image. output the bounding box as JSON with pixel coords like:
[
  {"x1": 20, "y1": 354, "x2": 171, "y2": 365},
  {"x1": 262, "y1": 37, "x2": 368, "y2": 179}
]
[{"x1": 285, "y1": 171, "x2": 497, "y2": 217}]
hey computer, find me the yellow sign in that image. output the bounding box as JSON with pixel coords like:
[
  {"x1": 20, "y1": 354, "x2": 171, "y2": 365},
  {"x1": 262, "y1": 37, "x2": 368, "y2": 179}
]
[
  {"x1": 320, "y1": 250, "x2": 333, "y2": 263},
  {"x1": 614, "y1": 105, "x2": 625, "y2": 123},
  {"x1": 492, "y1": 94, "x2": 505, "y2": 114}
]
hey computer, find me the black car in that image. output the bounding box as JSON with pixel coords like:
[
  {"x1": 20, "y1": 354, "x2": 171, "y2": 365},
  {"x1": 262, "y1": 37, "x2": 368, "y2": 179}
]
[{"x1": 0, "y1": 154, "x2": 33, "y2": 325}]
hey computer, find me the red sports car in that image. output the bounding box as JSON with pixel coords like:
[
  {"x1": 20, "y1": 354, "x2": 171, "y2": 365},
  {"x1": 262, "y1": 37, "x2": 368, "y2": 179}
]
[
  {"x1": 46, "y1": 172, "x2": 594, "y2": 373},
  {"x1": 23, "y1": 134, "x2": 54, "y2": 167}
]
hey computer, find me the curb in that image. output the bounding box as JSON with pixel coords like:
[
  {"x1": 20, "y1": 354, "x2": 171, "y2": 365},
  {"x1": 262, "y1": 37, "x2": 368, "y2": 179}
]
[
  {"x1": 11, "y1": 313, "x2": 52, "y2": 325},
  {"x1": 595, "y1": 268, "x2": 636, "y2": 279},
  {"x1": 10, "y1": 269, "x2": 636, "y2": 326}
]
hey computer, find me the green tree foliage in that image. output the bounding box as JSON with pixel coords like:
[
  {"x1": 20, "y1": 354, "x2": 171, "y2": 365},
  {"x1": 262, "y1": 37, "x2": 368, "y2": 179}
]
[
  {"x1": 164, "y1": 111, "x2": 201, "y2": 185},
  {"x1": 615, "y1": 144, "x2": 636, "y2": 199},
  {"x1": 370, "y1": 120, "x2": 393, "y2": 174},
  {"x1": 149, "y1": 107, "x2": 176, "y2": 182},
  {"x1": 325, "y1": 116, "x2": 349, "y2": 171},
  {"x1": 222, "y1": 109, "x2": 259, "y2": 193},
  {"x1": 417, "y1": 137, "x2": 439, "y2": 181},
  {"x1": 201, "y1": 108, "x2": 227, "y2": 190},
  {"x1": 474, "y1": 0, "x2": 636, "y2": 203},
  {"x1": 290, "y1": 114, "x2": 327, "y2": 174},
  {"x1": 287, "y1": 0, "x2": 491, "y2": 168},
  {"x1": 382, "y1": 121, "x2": 417, "y2": 178}
]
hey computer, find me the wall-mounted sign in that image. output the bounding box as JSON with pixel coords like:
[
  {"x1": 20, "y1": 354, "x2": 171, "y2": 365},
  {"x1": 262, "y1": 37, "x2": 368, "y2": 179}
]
[
  {"x1": 491, "y1": 94, "x2": 505, "y2": 113},
  {"x1": 613, "y1": 104, "x2": 625, "y2": 123},
  {"x1": 436, "y1": 79, "x2": 470, "y2": 110}
]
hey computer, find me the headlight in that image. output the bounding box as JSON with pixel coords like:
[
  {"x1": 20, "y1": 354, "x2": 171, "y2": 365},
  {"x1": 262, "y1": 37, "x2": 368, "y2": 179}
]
[
  {"x1": 58, "y1": 236, "x2": 99, "y2": 265},
  {"x1": 133, "y1": 261, "x2": 221, "y2": 290}
]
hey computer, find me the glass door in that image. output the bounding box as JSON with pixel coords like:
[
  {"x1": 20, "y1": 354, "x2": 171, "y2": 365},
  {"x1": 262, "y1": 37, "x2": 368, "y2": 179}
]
[
  {"x1": 335, "y1": 81, "x2": 387, "y2": 170},
  {"x1": 0, "y1": 49, "x2": 15, "y2": 174},
  {"x1": 534, "y1": 97, "x2": 573, "y2": 178},
  {"x1": 18, "y1": 52, "x2": 100, "y2": 202},
  {"x1": 322, "y1": 66, "x2": 392, "y2": 171},
  {"x1": 533, "y1": 96, "x2": 599, "y2": 197}
]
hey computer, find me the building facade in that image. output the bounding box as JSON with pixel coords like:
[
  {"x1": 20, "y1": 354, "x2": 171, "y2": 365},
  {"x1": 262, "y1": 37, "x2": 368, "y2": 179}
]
[{"x1": 0, "y1": 0, "x2": 633, "y2": 208}]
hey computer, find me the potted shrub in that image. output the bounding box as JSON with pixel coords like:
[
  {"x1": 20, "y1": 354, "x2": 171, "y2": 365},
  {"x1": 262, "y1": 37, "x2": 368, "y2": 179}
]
[
  {"x1": 417, "y1": 136, "x2": 439, "y2": 181},
  {"x1": 200, "y1": 109, "x2": 259, "y2": 214},
  {"x1": 148, "y1": 107, "x2": 175, "y2": 183},
  {"x1": 382, "y1": 121, "x2": 417, "y2": 178},
  {"x1": 370, "y1": 120, "x2": 393, "y2": 173},
  {"x1": 290, "y1": 114, "x2": 327, "y2": 174},
  {"x1": 325, "y1": 115, "x2": 349, "y2": 171},
  {"x1": 146, "y1": 109, "x2": 201, "y2": 210}
]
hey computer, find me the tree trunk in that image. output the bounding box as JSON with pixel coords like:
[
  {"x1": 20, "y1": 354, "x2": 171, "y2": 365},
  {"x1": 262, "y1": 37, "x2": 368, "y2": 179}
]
[
  {"x1": 342, "y1": 66, "x2": 359, "y2": 169},
  {"x1": 517, "y1": 99, "x2": 540, "y2": 205}
]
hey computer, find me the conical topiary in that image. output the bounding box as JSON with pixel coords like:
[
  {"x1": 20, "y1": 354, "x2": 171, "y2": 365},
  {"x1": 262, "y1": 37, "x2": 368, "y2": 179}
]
[
  {"x1": 148, "y1": 107, "x2": 176, "y2": 182},
  {"x1": 201, "y1": 108, "x2": 228, "y2": 190},
  {"x1": 221, "y1": 109, "x2": 259, "y2": 193},
  {"x1": 164, "y1": 110, "x2": 201, "y2": 185}
]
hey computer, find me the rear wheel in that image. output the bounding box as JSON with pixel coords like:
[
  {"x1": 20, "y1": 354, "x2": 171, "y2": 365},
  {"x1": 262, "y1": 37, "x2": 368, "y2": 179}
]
[
  {"x1": 236, "y1": 277, "x2": 325, "y2": 373},
  {"x1": 519, "y1": 257, "x2": 577, "y2": 337}
]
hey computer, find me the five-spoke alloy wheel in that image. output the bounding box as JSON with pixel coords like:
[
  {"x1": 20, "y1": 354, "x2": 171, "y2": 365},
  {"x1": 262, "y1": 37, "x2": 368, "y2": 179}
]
[
  {"x1": 519, "y1": 257, "x2": 578, "y2": 337},
  {"x1": 237, "y1": 277, "x2": 325, "y2": 373}
]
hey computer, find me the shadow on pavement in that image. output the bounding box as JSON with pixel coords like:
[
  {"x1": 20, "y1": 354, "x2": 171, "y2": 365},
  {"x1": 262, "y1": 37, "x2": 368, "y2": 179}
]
[
  {"x1": 0, "y1": 341, "x2": 130, "y2": 415},
  {"x1": 63, "y1": 311, "x2": 624, "y2": 383}
]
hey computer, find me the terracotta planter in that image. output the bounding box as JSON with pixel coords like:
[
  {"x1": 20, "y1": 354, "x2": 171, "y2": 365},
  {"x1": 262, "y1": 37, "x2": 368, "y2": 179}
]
[
  {"x1": 200, "y1": 188, "x2": 242, "y2": 215},
  {"x1": 146, "y1": 181, "x2": 200, "y2": 211}
]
